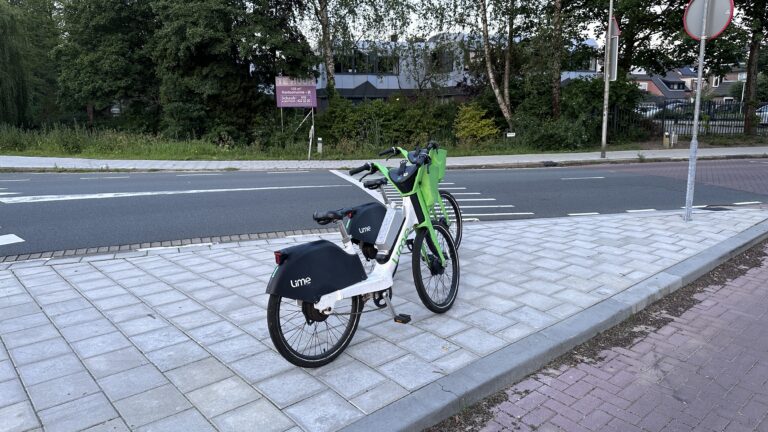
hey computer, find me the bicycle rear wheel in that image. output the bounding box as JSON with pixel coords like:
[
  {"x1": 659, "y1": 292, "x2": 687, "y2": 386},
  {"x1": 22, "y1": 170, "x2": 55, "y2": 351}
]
[
  {"x1": 267, "y1": 294, "x2": 362, "y2": 368},
  {"x1": 435, "y1": 190, "x2": 463, "y2": 248},
  {"x1": 412, "y1": 224, "x2": 459, "y2": 313}
]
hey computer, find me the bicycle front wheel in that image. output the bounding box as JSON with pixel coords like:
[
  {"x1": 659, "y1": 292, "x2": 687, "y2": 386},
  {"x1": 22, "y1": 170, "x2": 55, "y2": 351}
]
[
  {"x1": 435, "y1": 190, "x2": 463, "y2": 248},
  {"x1": 267, "y1": 294, "x2": 362, "y2": 368},
  {"x1": 412, "y1": 224, "x2": 459, "y2": 313}
]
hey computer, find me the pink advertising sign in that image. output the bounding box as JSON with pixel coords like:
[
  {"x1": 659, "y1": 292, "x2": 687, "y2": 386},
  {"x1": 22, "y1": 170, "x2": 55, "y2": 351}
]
[{"x1": 275, "y1": 77, "x2": 317, "y2": 108}]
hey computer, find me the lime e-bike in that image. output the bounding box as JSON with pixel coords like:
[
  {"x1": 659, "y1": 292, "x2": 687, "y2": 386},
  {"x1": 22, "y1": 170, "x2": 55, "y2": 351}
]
[
  {"x1": 266, "y1": 147, "x2": 460, "y2": 367},
  {"x1": 346, "y1": 144, "x2": 463, "y2": 264}
]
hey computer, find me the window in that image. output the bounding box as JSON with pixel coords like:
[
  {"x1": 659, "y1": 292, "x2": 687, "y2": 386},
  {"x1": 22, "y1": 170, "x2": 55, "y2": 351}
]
[
  {"x1": 637, "y1": 82, "x2": 648, "y2": 91},
  {"x1": 712, "y1": 76, "x2": 720, "y2": 87},
  {"x1": 429, "y1": 47, "x2": 455, "y2": 74},
  {"x1": 333, "y1": 48, "x2": 398, "y2": 75}
]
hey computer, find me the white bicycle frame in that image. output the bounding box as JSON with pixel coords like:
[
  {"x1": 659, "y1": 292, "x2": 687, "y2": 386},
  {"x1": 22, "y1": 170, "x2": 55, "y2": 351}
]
[{"x1": 314, "y1": 195, "x2": 419, "y2": 313}]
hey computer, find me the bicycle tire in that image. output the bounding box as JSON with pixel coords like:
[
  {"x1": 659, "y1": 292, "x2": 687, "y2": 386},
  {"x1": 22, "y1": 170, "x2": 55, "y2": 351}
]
[{"x1": 412, "y1": 224, "x2": 459, "y2": 313}]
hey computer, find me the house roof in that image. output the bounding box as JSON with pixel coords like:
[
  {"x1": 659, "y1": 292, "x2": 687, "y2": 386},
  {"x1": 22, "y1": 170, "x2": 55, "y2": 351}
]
[
  {"x1": 678, "y1": 66, "x2": 697, "y2": 77},
  {"x1": 711, "y1": 81, "x2": 736, "y2": 97},
  {"x1": 317, "y1": 81, "x2": 467, "y2": 99},
  {"x1": 651, "y1": 75, "x2": 690, "y2": 99}
]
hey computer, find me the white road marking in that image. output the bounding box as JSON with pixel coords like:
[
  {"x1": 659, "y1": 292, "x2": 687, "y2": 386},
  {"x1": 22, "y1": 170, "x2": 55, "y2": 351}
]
[
  {"x1": 328, "y1": 170, "x2": 385, "y2": 203},
  {"x1": 568, "y1": 212, "x2": 600, "y2": 216},
  {"x1": 449, "y1": 192, "x2": 481, "y2": 195},
  {"x1": 268, "y1": 171, "x2": 309, "y2": 174},
  {"x1": 626, "y1": 209, "x2": 656, "y2": 213},
  {"x1": 437, "y1": 187, "x2": 466, "y2": 190},
  {"x1": 0, "y1": 193, "x2": 19, "y2": 196},
  {"x1": 456, "y1": 198, "x2": 496, "y2": 202},
  {"x1": 561, "y1": 176, "x2": 605, "y2": 180},
  {"x1": 80, "y1": 176, "x2": 130, "y2": 180},
  {"x1": 176, "y1": 173, "x2": 223, "y2": 177},
  {"x1": 462, "y1": 212, "x2": 534, "y2": 217},
  {"x1": 462, "y1": 218, "x2": 480, "y2": 222},
  {"x1": 459, "y1": 205, "x2": 516, "y2": 208},
  {"x1": 0, "y1": 179, "x2": 29, "y2": 182},
  {"x1": 680, "y1": 205, "x2": 708, "y2": 209},
  {"x1": 733, "y1": 201, "x2": 762, "y2": 205},
  {"x1": 0, "y1": 184, "x2": 351, "y2": 204},
  {"x1": 439, "y1": 182, "x2": 455, "y2": 185},
  {"x1": 0, "y1": 234, "x2": 24, "y2": 246}
]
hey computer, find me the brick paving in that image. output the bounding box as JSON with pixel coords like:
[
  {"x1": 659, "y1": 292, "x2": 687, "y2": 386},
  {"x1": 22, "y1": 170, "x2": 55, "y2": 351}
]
[
  {"x1": 478, "y1": 243, "x2": 768, "y2": 432},
  {"x1": 0, "y1": 209, "x2": 767, "y2": 431}
]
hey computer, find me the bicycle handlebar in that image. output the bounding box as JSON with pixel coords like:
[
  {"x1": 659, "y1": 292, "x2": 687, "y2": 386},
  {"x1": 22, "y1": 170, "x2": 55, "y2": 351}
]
[
  {"x1": 348, "y1": 163, "x2": 371, "y2": 176},
  {"x1": 378, "y1": 147, "x2": 397, "y2": 157}
]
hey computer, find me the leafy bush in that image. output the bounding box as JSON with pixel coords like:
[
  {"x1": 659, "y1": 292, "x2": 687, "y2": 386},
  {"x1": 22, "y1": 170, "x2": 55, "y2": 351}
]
[
  {"x1": 515, "y1": 114, "x2": 590, "y2": 151},
  {"x1": 454, "y1": 103, "x2": 499, "y2": 146}
]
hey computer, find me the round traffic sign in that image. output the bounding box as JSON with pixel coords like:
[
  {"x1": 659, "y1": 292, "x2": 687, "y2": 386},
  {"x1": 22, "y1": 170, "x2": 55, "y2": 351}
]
[{"x1": 683, "y1": 0, "x2": 734, "y2": 41}]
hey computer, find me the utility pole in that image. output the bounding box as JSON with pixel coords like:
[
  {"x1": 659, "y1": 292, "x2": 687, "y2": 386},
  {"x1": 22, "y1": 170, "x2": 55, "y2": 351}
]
[{"x1": 600, "y1": 0, "x2": 615, "y2": 159}]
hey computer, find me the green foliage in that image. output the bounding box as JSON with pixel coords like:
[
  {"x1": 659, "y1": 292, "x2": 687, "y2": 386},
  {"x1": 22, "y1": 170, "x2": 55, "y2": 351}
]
[
  {"x1": 0, "y1": 2, "x2": 31, "y2": 126},
  {"x1": 316, "y1": 95, "x2": 458, "y2": 151},
  {"x1": 454, "y1": 103, "x2": 499, "y2": 145},
  {"x1": 56, "y1": 0, "x2": 158, "y2": 125},
  {"x1": 730, "y1": 74, "x2": 768, "y2": 102}
]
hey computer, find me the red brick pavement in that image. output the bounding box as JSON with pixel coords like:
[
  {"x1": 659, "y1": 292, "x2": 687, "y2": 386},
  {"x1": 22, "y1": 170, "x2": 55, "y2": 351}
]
[
  {"x1": 601, "y1": 159, "x2": 768, "y2": 197},
  {"x1": 479, "y1": 248, "x2": 768, "y2": 432}
]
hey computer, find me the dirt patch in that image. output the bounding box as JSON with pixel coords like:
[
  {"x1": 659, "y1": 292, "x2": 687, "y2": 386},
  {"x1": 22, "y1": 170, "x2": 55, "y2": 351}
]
[{"x1": 426, "y1": 239, "x2": 768, "y2": 432}]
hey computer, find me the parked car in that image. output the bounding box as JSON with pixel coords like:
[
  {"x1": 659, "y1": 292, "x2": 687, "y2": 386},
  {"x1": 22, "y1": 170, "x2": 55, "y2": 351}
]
[
  {"x1": 757, "y1": 105, "x2": 768, "y2": 125},
  {"x1": 634, "y1": 104, "x2": 661, "y2": 118}
]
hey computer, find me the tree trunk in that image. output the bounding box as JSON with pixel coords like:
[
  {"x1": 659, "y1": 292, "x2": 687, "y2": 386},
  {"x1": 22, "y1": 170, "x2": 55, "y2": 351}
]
[
  {"x1": 315, "y1": 0, "x2": 335, "y2": 95},
  {"x1": 551, "y1": 0, "x2": 562, "y2": 119},
  {"x1": 743, "y1": 33, "x2": 761, "y2": 136},
  {"x1": 503, "y1": 9, "x2": 513, "y2": 107},
  {"x1": 478, "y1": 0, "x2": 513, "y2": 130},
  {"x1": 86, "y1": 104, "x2": 94, "y2": 127}
]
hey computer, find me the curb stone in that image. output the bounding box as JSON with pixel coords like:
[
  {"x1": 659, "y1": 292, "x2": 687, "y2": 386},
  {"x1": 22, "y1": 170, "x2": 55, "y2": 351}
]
[
  {"x1": 0, "y1": 227, "x2": 337, "y2": 263},
  {"x1": 1, "y1": 152, "x2": 767, "y2": 173},
  {"x1": 340, "y1": 219, "x2": 768, "y2": 432}
]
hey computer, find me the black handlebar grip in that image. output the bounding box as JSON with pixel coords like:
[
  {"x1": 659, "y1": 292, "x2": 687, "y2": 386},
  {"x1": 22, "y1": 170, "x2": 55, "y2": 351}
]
[
  {"x1": 363, "y1": 178, "x2": 387, "y2": 189},
  {"x1": 378, "y1": 147, "x2": 396, "y2": 157},
  {"x1": 348, "y1": 163, "x2": 370, "y2": 176}
]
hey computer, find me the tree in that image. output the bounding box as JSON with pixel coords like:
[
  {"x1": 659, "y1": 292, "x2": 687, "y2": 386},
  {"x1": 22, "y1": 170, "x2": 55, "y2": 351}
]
[
  {"x1": 0, "y1": 2, "x2": 32, "y2": 126},
  {"x1": 741, "y1": 0, "x2": 768, "y2": 135},
  {"x1": 151, "y1": 0, "x2": 315, "y2": 140},
  {"x1": 56, "y1": 0, "x2": 158, "y2": 126}
]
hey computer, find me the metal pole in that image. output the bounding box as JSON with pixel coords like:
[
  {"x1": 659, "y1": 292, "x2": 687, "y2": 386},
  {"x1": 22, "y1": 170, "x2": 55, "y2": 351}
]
[
  {"x1": 683, "y1": 0, "x2": 710, "y2": 222},
  {"x1": 307, "y1": 107, "x2": 314, "y2": 161},
  {"x1": 600, "y1": 0, "x2": 614, "y2": 159}
]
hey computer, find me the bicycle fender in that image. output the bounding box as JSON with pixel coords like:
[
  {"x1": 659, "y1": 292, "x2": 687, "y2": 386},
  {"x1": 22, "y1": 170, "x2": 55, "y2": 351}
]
[{"x1": 266, "y1": 240, "x2": 367, "y2": 302}]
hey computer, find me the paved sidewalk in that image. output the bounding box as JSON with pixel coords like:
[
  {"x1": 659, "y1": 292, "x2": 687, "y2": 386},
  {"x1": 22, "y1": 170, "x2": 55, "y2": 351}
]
[
  {"x1": 473, "y1": 242, "x2": 768, "y2": 432},
  {"x1": 2, "y1": 146, "x2": 768, "y2": 171},
  {"x1": 1, "y1": 209, "x2": 767, "y2": 432}
]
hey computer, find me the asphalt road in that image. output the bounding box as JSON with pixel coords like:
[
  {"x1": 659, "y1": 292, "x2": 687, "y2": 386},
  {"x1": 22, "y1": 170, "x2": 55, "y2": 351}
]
[{"x1": 1, "y1": 159, "x2": 767, "y2": 256}]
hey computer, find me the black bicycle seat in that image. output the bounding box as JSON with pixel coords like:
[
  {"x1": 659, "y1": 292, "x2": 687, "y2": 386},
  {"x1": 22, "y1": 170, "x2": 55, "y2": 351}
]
[{"x1": 312, "y1": 207, "x2": 359, "y2": 225}]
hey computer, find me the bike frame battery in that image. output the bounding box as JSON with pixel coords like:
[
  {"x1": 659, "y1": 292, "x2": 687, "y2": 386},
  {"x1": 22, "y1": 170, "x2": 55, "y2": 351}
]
[{"x1": 374, "y1": 207, "x2": 405, "y2": 259}]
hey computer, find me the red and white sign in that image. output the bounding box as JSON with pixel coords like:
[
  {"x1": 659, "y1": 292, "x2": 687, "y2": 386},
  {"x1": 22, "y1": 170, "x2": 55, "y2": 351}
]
[
  {"x1": 275, "y1": 77, "x2": 317, "y2": 108},
  {"x1": 683, "y1": 0, "x2": 734, "y2": 41}
]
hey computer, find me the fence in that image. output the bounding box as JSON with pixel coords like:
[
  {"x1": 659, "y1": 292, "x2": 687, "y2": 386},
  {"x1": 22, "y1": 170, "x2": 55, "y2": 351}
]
[{"x1": 611, "y1": 101, "x2": 768, "y2": 141}]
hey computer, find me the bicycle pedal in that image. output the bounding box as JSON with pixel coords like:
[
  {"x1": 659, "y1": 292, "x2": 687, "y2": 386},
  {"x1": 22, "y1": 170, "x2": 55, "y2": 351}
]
[{"x1": 394, "y1": 314, "x2": 411, "y2": 324}]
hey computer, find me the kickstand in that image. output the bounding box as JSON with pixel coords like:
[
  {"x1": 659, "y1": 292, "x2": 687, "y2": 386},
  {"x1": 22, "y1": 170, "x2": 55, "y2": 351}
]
[{"x1": 382, "y1": 291, "x2": 411, "y2": 324}]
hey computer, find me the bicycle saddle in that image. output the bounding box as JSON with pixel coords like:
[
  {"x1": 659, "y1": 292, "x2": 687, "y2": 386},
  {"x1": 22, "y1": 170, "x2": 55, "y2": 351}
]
[{"x1": 313, "y1": 207, "x2": 358, "y2": 225}]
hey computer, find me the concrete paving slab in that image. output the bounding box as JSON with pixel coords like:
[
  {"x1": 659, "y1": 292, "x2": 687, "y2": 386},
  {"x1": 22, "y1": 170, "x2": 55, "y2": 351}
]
[{"x1": 2, "y1": 209, "x2": 768, "y2": 431}]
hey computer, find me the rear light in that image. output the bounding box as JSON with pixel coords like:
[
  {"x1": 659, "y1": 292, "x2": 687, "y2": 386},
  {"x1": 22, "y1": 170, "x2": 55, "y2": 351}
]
[{"x1": 274, "y1": 251, "x2": 284, "y2": 265}]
